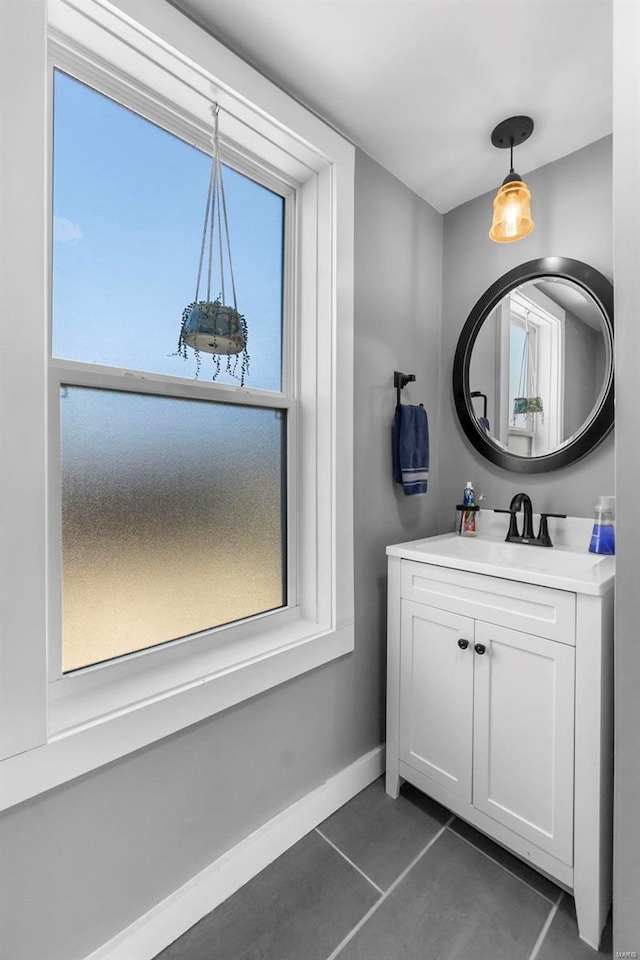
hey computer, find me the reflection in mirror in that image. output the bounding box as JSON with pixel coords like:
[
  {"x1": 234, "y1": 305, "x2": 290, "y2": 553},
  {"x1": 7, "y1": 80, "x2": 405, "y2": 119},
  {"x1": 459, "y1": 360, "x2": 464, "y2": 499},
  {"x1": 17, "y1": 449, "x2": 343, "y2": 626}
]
[{"x1": 469, "y1": 278, "x2": 611, "y2": 458}]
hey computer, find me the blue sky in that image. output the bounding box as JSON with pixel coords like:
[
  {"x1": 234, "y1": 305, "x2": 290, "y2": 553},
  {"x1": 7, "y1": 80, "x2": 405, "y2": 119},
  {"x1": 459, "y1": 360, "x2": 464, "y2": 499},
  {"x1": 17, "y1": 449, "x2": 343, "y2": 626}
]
[{"x1": 52, "y1": 70, "x2": 284, "y2": 391}]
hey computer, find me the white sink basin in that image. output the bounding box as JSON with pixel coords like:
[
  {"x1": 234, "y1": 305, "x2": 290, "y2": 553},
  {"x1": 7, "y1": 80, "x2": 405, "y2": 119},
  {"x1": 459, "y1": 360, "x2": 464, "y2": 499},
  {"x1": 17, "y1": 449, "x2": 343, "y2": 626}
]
[
  {"x1": 387, "y1": 532, "x2": 615, "y2": 595},
  {"x1": 419, "y1": 534, "x2": 604, "y2": 573}
]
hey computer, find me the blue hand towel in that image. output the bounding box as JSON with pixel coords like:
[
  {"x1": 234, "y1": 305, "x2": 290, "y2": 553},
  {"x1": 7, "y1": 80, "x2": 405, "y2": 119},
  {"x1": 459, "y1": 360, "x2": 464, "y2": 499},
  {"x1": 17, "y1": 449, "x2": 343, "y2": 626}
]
[{"x1": 392, "y1": 404, "x2": 429, "y2": 496}]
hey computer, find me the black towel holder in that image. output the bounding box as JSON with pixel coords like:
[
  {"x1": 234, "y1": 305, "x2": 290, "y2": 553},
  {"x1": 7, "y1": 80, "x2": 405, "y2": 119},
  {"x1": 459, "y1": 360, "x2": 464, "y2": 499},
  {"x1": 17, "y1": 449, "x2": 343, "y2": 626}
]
[
  {"x1": 470, "y1": 390, "x2": 487, "y2": 420},
  {"x1": 394, "y1": 371, "x2": 415, "y2": 408},
  {"x1": 394, "y1": 371, "x2": 424, "y2": 409}
]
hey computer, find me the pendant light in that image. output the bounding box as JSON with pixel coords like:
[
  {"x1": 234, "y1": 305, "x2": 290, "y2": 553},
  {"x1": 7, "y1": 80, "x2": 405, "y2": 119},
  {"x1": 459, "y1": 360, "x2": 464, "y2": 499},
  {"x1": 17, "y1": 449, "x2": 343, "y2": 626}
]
[
  {"x1": 176, "y1": 104, "x2": 249, "y2": 384},
  {"x1": 488, "y1": 116, "x2": 534, "y2": 243}
]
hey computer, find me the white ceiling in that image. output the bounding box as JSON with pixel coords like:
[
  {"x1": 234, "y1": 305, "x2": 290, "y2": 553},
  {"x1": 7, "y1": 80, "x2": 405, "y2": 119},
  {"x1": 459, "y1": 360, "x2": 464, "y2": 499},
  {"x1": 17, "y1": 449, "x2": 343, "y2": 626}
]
[{"x1": 172, "y1": 0, "x2": 613, "y2": 214}]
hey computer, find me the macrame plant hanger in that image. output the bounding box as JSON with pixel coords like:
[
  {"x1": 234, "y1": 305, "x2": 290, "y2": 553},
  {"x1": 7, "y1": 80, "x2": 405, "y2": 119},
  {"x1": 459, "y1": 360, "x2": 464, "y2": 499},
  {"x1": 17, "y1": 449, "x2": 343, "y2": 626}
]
[
  {"x1": 512, "y1": 312, "x2": 543, "y2": 424},
  {"x1": 176, "y1": 103, "x2": 249, "y2": 385}
]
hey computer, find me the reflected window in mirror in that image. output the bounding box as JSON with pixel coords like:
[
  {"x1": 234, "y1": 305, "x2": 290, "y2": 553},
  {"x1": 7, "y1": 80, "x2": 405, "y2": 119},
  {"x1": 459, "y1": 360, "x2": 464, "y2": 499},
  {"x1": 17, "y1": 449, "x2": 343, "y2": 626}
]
[{"x1": 507, "y1": 306, "x2": 536, "y2": 455}]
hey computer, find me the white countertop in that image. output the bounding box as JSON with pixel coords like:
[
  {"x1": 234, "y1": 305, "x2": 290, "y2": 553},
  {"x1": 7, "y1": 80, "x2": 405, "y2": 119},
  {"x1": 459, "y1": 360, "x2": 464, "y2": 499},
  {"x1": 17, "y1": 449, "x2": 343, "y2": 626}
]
[{"x1": 387, "y1": 519, "x2": 615, "y2": 596}]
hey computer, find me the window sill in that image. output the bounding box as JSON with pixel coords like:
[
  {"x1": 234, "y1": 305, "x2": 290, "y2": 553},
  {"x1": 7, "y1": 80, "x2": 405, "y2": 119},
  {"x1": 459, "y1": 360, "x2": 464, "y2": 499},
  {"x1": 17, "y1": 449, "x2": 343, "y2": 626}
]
[{"x1": 1, "y1": 617, "x2": 354, "y2": 811}]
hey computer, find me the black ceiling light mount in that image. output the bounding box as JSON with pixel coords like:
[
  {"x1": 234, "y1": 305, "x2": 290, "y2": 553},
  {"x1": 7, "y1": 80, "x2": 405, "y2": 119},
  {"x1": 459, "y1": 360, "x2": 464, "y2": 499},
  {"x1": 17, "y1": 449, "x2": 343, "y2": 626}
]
[
  {"x1": 491, "y1": 115, "x2": 534, "y2": 155},
  {"x1": 489, "y1": 115, "x2": 535, "y2": 242}
]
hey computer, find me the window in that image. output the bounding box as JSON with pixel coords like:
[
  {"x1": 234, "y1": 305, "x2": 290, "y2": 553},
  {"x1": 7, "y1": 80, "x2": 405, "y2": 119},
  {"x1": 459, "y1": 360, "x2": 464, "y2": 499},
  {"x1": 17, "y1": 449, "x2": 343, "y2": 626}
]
[
  {"x1": 485, "y1": 287, "x2": 564, "y2": 458},
  {"x1": 52, "y1": 71, "x2": 288, "y2": 673},
  {"x1": 508, "y1": 317, "x2": 535, "y2": 426},
  {"x1": 501, "y1": 289, "x2": 564, "y2": 457},
  {"x1": 0, "y1": 0, "x2": 354, "y2": 810}
]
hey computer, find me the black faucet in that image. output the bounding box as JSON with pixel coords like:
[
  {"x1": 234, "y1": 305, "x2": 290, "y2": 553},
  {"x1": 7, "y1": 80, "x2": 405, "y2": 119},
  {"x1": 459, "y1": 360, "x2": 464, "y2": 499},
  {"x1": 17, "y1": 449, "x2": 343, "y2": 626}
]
[
  {"x1": 509, "y1": 492, "x2": 535, "y2": 540},
  {"x1": 495, "y1": 492, "x2": 566, "y2": 547}
]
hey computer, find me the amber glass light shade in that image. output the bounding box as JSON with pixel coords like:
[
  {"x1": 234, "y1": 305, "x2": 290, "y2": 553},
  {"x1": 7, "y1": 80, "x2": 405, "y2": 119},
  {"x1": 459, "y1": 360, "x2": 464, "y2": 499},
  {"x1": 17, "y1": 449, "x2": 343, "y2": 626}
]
[{"x1": 489, "y1": 180, "x2": 534, "y2": 243}]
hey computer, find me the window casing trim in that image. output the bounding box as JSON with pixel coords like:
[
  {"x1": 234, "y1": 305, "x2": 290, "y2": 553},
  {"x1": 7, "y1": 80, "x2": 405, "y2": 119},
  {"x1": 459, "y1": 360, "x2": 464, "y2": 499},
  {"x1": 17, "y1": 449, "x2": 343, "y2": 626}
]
[{"x1": 0, "y1": 0, "x2": 354, "y2": 810}]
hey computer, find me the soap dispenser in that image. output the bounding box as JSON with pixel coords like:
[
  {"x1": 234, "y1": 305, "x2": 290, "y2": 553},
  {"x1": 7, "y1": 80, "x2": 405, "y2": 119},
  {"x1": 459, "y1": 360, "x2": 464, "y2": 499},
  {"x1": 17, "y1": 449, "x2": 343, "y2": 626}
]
[{"x1": 589, "y1": 496, "x2": 615, "y2": 555}]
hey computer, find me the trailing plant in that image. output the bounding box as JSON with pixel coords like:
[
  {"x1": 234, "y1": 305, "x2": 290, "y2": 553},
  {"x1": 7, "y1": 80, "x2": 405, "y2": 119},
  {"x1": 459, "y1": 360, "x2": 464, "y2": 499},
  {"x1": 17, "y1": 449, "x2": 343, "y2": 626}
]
[
  {"x1": 175, "y1": 298, "x2": 250, "y2": 386},
  {"x1": 513, "y1": 395, "x2": 544, "y2": 416}
]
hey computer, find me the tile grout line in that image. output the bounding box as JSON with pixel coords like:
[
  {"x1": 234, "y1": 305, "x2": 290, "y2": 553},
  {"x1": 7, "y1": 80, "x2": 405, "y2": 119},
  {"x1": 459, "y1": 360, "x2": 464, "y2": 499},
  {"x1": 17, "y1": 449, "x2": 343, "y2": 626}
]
[
  {"x1": 324, "y1": 815, "x2": 454, "y2": 960},
  {"x1": 315, "y1": 828, "x2": 385, "y2": 896},
  {"x1": 446, "y1": 825, "x2": 558, "y2": 905},
  {"x1": 527, "y1": 889, "x2": 564, "y2": 960}
]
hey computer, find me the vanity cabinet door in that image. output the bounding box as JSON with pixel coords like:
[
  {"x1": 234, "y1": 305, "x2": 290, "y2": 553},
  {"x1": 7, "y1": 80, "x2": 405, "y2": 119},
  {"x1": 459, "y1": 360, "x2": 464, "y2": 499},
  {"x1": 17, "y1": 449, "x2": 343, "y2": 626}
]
[
  {"x1": 399, "y1": 600, "x2": 474, "y2": 803},
  {"x1": 472, "y1": 621, "x2": 575, "y2": 865}
]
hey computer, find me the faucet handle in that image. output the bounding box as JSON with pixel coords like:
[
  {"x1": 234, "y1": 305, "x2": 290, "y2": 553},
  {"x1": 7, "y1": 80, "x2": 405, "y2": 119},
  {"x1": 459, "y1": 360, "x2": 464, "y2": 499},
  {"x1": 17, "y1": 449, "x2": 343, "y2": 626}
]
[{"x1": 537, "y1": 513, "x2": 567, "y2": 547}]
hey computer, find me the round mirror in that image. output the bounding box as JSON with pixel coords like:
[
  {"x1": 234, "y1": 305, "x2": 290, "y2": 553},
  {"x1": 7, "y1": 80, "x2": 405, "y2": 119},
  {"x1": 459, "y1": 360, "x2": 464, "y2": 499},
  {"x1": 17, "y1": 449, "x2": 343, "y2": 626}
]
[{"x1": 453, "y1": 258, "x2": 613, "y2": 473}]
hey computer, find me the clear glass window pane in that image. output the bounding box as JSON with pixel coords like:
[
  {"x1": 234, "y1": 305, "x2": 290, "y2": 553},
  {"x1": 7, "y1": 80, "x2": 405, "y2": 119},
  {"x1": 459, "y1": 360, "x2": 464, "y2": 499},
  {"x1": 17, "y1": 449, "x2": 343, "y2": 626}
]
[
  {"x1": 60, "y1": 386, "x2": 286, "y2": 672},
  {"x1": 52, "y1": 70, "x2": 284, "y2": 391}
]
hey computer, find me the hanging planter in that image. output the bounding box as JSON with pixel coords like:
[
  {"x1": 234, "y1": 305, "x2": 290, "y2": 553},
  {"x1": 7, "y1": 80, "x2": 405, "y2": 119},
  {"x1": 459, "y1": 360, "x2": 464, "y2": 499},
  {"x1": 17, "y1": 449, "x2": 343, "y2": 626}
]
[
  {"x1": 512, "y1": 313, "x2": 544, "y2": 424},
  {"x1": 180, "y1": 300, "x2": 246, "y2": 355},
  {"x1": 513, "y1": 395, "x2": 543, "y2": 416},
  {"x1": 176, "y1": 103, "x2": 250, "y2": 384}
]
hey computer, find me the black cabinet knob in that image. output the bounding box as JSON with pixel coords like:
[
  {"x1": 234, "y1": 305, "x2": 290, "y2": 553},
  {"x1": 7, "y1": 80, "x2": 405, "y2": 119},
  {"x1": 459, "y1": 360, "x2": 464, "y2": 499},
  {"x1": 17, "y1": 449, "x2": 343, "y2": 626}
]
[
  {"x1": 475, "y1": 643, "x2": 486, "y2": 655},
  {"x1": 457, "y1": 638, "x2": 469, "y2": 650}
]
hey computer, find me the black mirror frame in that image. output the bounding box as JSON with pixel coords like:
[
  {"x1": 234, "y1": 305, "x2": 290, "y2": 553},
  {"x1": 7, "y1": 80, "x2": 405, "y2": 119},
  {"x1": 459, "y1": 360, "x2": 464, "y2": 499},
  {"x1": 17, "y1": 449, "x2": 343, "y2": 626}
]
[{"x1": 452, "y1": 257, "x2": 614, "y2": 474}]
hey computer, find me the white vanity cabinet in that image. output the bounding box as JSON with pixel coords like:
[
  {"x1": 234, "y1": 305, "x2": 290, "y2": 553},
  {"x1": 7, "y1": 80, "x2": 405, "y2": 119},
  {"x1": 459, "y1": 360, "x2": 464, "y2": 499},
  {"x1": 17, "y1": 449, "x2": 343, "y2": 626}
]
[
  {"x1": 386, "y1": 536, "x2": 614, "y2": 950},
  {"x1": 400, "y1": 597, "x2": 575, "y2": 865}
]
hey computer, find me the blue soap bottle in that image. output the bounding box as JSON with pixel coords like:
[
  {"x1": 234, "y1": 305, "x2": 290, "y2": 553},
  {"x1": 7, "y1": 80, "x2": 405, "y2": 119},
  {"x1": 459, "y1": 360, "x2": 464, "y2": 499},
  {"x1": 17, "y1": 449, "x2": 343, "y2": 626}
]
[{"x1": 589, "y1": 496, "x2": 615, "y2": 555}]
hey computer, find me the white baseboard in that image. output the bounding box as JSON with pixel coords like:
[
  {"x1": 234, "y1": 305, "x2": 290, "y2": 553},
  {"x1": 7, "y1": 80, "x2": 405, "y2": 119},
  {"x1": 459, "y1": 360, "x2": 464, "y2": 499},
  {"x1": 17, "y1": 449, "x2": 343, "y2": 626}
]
[{"x1": 85, "y1": 744, "x2": 384, "y2": 960}]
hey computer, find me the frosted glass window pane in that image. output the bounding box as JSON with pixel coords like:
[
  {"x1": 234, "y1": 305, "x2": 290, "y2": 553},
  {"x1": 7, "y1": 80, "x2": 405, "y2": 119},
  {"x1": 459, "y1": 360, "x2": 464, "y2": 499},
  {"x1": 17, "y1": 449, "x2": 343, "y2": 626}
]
[
  {"x1": 52, "y1": 70, "x2": 284, "y2": 391},
  {"x1": 60, "y1": 387, "x2": 286, "y2": 672}
]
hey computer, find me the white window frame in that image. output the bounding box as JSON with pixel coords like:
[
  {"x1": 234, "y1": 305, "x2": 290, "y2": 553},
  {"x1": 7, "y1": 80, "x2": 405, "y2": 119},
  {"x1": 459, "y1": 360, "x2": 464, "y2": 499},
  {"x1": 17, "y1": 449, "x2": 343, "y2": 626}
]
[
  {"x1": 47, "y1": 51, "x2": 299, "y2": 702},
  {"x1": 515, "y1": 288, "x2": 564, "y2": 455},
  {"x1": 0, "y1": 0, "x2": 355, "y2": 811}
]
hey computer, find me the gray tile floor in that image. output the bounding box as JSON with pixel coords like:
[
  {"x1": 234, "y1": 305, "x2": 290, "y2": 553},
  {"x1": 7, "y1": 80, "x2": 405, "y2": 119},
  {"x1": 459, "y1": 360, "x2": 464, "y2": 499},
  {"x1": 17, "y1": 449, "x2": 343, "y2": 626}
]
[{"x1": 155, "y1": 777, "x2": 613, "y2": 960}]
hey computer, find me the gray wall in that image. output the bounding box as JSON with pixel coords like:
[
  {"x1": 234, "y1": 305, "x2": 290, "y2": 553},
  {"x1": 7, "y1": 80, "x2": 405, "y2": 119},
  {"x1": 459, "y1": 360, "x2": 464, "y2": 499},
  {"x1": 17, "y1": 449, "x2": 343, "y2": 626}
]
[
  {"x1": 0, "y1": 150, "x2": 443, "y2": 960},
  {"x1": 613, "y1": 0, "x2": 640, "y2": 952},
  {"x1": 439, "y1": 136, "x2": 614, "y2": 524}
]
